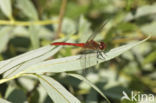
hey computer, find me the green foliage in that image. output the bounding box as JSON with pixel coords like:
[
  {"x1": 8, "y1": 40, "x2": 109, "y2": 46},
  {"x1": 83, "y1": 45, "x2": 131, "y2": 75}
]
[
  {"x1": 16, "y1": 0, "x2": 38, "y2": 20},
  {"x1": 0, "y1": 0, "x2": 155, "y2": 103},
  {"x1": 0, "y1": 0, "x2": 12, "y2": 19}
]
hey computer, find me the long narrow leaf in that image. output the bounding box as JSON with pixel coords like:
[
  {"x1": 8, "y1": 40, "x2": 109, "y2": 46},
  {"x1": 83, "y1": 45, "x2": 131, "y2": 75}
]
[
  {"x1": 0, "y1": 26, "x2": 13, "y2": 53},
  {"x1": 3, "y1": 46, "x2": 62, "y2": 78},
  {"x1": 38, "y1": 75, "x2": 80, "y2": 103},
  {"x1": 68, "y1": 73, "x2": 110, "y2": 103},
  {"x1": 23, "y1": 36, "x2": 150, "y2": 74},
  {"x1": 29, "y1": 25, "x2": 40, "y2": 49},
  {"x1": 0, "y1": 38, "x2": 70, "y2": 76},
  {"x1": 0, "y1": 45, "x2": 55, "y2": 74},
  {"x1": 0, "y1": 0, "x2": 12, "y2": 18},
  {"x1": 16, "y1": 0, "x2": 38, "y2": 20},
  {"x1": 0, "y1": 98, "x2": 11, "y2": 103}
]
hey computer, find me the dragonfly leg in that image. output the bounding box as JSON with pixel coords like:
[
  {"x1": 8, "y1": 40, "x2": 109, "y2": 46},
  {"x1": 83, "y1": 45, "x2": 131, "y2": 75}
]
[
  {"x1": 97, "y1": 51, "x2": 106, "y2": 60},
  {"x1": 96, "y1": 51, "x2": 99, "y2": 64}
]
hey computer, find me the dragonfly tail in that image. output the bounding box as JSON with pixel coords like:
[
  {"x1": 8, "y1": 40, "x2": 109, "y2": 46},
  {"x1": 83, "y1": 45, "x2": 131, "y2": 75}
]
[{"x1": 51, "y1": 42, "x2": 85, "y2": 47}]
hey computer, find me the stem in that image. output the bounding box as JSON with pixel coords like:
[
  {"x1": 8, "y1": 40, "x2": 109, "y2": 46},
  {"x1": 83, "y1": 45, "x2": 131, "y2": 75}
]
[
  {"x1": 0, "y1": 20, "x2": 58, "y2": 26},
  {"x1": 55, "y1": 0, "x2": 67, "y2": 39}
]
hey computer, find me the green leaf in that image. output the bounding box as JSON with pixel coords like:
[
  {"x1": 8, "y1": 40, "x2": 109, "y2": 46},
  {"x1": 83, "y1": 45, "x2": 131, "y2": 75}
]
[
  {"x1": 0, "y1": 37, "x2": 70, "y2": 79},
  {"x1": 7, "y1": 89, "x2": 27, "y2": 103},
  {"x1": 62, "y1": 18, "x2": 76, "y2": 35},
  {"x1": 141, "y1": 22, "x2": 156, "y2": 36},
  {"x1": 125, "y1": 3, "x2": 156, "y2": 21},
  {"x1": 1, "y1": 46, "x2": 62, "y2": 78},
  {"x1": 0, "y1": 45, "x2": 61, "y2": 75},
  {"x1": 29, "y1": 25, "x2": 40, "y2": 49},
  {"x1": 38, "y1": 75, "x2": 81, "y2": 103},
  {"x1": 143, "y1": 50, "x2": 156, "y2": 64},
  {"x1": 12, "y1": 26, "x2": 29, "y2": 37},
  {"x1": 0, "y1": 0, "x2": 12, "y2": 19},
  {"x1": 0, "y1": 26, "x2": 13, "y2": 53},
  {"x1": 23, "y1": 36, "x2": 150, "y2": 74},
  {"x1": 0, "y1": 98, "x2": 11, "y2": 103},
  {"x1": 79, "y1": 16, "x2": 91, "y2": 42},
  {"x1": 16, "y1": 0, "x2": 38, "y2": 20},
  {"x1": 67, "y1": 73, "x2": 110, "y2": 103},
  {"x1": 66, "y1": 2, "x2": 88, "y2": 19},
  {"x1": 86, "y1": 90, "x2": 97, "y2": 103}
]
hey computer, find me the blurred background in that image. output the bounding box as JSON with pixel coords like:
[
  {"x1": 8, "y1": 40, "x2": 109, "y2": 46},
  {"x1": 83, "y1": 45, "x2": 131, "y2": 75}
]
[{"x1": 0, "y1": 0, "x2": 156, "y2": 103}]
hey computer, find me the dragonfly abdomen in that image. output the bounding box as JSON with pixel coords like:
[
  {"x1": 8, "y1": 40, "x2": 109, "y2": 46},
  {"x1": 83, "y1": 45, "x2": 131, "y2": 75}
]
[{"x1": 51, "y1": 42, "x2": 85, "y2": 47}]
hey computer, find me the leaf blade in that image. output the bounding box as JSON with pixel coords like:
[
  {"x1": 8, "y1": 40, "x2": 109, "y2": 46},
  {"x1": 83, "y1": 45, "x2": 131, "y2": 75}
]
[
  {"x1": 0, "y1": 0, "x2": 12, "y2": 18},
  {"x1": 23, "y1": 36, "x2": 150, "y2": 74},
  {"x1": 0, "y1": 26, "x2": 13, "y2": 53},
  {"x1": 67, "y1": 73, "x2": 110, "y2": 103},
  {"x1": 16, "y1": 0, "x2": 38, "y2": 20},
  {"x1": 38, "y1": 75, "x2": 81, "y2": 103}
]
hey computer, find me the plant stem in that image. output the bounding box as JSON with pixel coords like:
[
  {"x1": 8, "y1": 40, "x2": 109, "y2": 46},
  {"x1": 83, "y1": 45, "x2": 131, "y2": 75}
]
[{"x1": 55, "y1": 0, "x2": 67, "y2": 39}]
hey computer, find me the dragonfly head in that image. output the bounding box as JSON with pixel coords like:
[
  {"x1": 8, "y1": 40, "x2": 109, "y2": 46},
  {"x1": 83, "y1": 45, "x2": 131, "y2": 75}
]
[{"x1": 99, "y1": 42, "x2": 106, "y2": 50}]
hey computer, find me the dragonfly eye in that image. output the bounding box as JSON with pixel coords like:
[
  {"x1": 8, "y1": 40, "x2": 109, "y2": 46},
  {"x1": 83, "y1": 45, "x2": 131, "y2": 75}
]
[{"x1": 99, "y1": 42, "x2": 105, "y2": 50}]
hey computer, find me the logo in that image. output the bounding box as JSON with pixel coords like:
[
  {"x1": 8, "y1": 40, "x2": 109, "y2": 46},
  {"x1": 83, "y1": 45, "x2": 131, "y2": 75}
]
[{"x1": 121, "y1": 91, "x2": 155, "y2": 102}]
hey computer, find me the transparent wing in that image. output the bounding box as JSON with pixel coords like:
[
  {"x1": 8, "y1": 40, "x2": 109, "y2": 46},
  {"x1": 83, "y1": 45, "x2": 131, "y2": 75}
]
[{"x1": 87, "y1": 19, "x2": 109, "y2": 42}]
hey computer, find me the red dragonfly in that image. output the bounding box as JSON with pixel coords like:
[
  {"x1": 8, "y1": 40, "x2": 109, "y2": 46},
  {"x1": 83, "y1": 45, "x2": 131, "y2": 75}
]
[{"x1": 51, "y1": 20, "x2": 108, "y2": 59}]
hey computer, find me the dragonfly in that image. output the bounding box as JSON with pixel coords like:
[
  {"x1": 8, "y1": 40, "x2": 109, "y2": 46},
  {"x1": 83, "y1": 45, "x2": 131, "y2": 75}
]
[{"x1": 51, "y1": 20, "x2": 108, "y2": 59}]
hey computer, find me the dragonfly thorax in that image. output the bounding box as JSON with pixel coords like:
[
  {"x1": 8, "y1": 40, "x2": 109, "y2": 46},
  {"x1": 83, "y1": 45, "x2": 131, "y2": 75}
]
[
  {"x1": 98, "y1": 42, "x2": 105, "y2": 50},
  {"x1": 83, "y1": 40, "x2": 105, "y2": 50}
]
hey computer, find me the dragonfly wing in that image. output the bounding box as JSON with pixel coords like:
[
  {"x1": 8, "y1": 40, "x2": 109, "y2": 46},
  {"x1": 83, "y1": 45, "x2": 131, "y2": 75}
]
[
  {"x1": 86, "y1": 19, "x2": 109, "y2": 42},
  {"x1": 79, "y1": 50, "x2": 97, "y2": 75}
]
